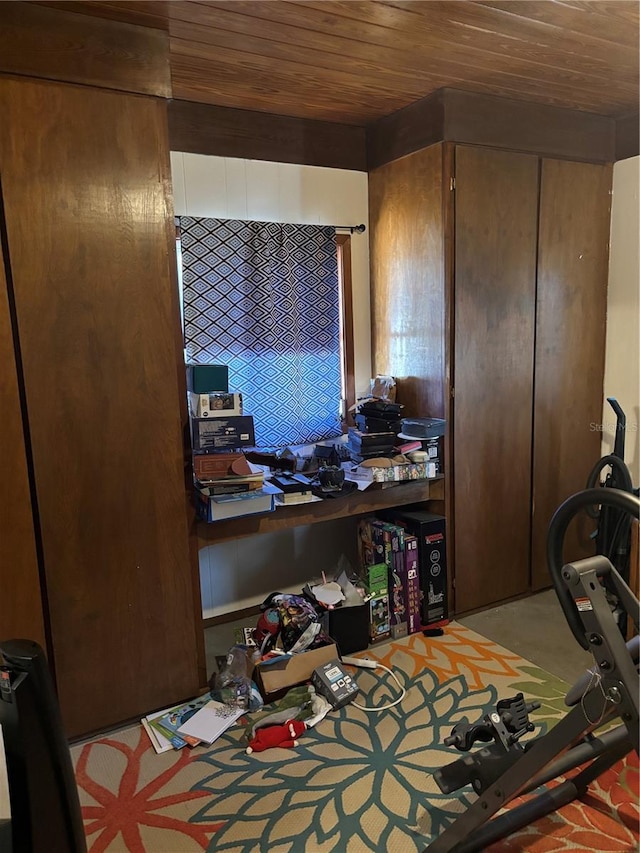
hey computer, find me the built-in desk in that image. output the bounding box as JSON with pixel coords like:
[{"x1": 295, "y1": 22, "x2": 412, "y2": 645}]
[{"x1": 197, "y1": 476, "x2": 444, "y2": 547}]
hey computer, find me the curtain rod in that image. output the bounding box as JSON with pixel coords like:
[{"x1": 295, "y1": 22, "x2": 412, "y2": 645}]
[
  {"x1": 175, "y1": 217, "x2": 366, "y2": 235},
  {"x1": 335, "y1": 224, "x2": 366, "y2": 234}
]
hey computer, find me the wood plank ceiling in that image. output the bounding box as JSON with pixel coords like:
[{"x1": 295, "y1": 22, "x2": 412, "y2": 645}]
[{"x1": 41, "y1": 1, "x2": 640, "y2": 125}]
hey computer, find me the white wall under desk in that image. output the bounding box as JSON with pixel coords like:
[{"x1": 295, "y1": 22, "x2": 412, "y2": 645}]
[{"x1": 170, "y1": 152, "x2": 372, "y2": 618}]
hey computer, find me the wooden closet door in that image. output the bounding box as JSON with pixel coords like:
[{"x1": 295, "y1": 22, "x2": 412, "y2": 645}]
[
  {"x1": 453, "y1": 146, "x2": 538, "y2": 613},
  {"x1": 0, "y1": 77, "x2": 201, "y2": 737},
  {"x1": 531, "y1": 160, "x2": 611, "y2": 590},
  {"x1": 0, "y1": 187, "x2": 46, "y2": 650}
]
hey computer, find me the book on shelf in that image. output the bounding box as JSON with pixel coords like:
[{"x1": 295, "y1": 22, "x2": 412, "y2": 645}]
[
  {"x1": 275, "y1": 491, "x2": 321, "y2": 506},
  {"x1": 177, "y1": 698, "x2": 244, "y2": 745},
  {"x1": 269, "y1": 473, "x2": 312, "y2": 494},
  {"x1": 195, "y1": 482, "x2": 278, "y2": 522},
  {"x1": 196, "y1": 473, "x2": 265, "y2": 495}
]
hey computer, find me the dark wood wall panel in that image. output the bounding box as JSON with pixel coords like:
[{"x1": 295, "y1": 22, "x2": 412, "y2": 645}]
[
  {"x1": 453, "y1": 145, "x2": 539, "y2": 613},
  {"x1": 367, "y1": 88, "x2": 617, "y2": 170},
  {"x1": 369, "y1": 144, "x2": 447, "y2": 419},
  {"x1": 616, "y1": 113, "x2": 640, "y2": 161},
  {"x1": 444, "y1": 89, "x2": 615, "y2": 164},
  {"x1": 0, "y1": 2, "x2": 170, "y2": 97},
  {"x1": 531, "y1": 159, "x2": 612, "y2": 590},
  {"x1": 168, "y1": 100, "x2": 366, "y2": 171},
  {"x1": 366, "y1": 91, "x2": 444, "y2": 171},
  {"x1": 0, "y1": 77, "x2": 200, "y2": 737},
  {"x1": 0, "y1": 198, "x2": 46, "y2": 651}
]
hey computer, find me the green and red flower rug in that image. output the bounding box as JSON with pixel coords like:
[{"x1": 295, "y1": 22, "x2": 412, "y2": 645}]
[{"x1": 71, "y1": 623, "x2": 639, "y2": 852}]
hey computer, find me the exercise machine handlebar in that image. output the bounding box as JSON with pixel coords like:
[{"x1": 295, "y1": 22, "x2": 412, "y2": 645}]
[{"x1": 547, "y1": 487, "x2": 640, "y2": 650}]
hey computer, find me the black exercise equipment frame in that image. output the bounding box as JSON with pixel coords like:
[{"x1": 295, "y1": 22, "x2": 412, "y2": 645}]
[{"x1": 424, "y1": 487, "x2": 640, "y2": 853}]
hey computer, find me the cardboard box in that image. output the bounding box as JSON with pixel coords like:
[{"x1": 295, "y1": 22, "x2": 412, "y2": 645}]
[
  {"x1": 192, "y1": 415, "x2": 255, "y2": 452},
  {"x1": 253, "y1": 643, "x2": 338, "y2": 700}
]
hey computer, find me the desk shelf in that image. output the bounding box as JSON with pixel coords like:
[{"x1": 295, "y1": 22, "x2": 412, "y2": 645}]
[{"x1": 197, "y1": 476, "x2": 444, "y2": 546}]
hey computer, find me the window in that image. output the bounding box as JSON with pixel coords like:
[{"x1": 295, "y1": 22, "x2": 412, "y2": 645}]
[{"x1": 178, "y1": 216, "x2": 354, "y2": 448}]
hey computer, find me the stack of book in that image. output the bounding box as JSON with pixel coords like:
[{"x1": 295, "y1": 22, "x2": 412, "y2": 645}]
[
  {"x1": 354, "y1": 399, "x2": 403, "y2": 434},
  {"x1": 346, "y1": 427, "x2": 397, "y2": 463},
  {"x1": 141, "y1": 694, "x2": 244, "y2": 753},
  {"x1": 195, "y1": 481, "x2": 278, "y2": 522},
  {"x1": 194, "y1": 451, "x2": 264, "y2": 494},
  {"x1": 269, "y1": 472, "x2": 317, "y2": 505}
]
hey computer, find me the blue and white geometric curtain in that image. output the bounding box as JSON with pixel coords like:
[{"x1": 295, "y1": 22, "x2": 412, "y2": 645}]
[{"x1": 179, "y1": 217, "x2": 342, "y2": 447}]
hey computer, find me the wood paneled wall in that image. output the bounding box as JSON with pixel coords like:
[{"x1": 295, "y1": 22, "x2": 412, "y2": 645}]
[
  {"x1": 531, "y1": 159, "x2": 612, "y2": 590},
  {"x1": 453, "y1": 146, "x2": 539, "y2": 612},
  {"x1": 367, "y1": 88, "x2": 617, "y2": 170},
  {"x1": 0, "y1": 190, "x2": 46, "y2": 651},
  {"x1": 169, "y1": 99, "x2": 366, "y2": 171},
  {"x1": 0, "y1": 77, "x2": 201, "y2": 736},
  {"x1": 369, "y1": 144, "x2": 447, "y2": 420},
  {"x1": 0, "y1": 2, "x2": 170, "y2": 97}
]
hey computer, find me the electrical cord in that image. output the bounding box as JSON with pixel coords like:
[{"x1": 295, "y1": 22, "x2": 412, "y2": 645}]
[{"x1": 342, "y1": 660, "x2": 407, "y2": 712}]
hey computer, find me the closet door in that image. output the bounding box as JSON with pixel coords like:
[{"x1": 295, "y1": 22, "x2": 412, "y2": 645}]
[
  {"x1": 0, "y1": 77, "x2": 201, "y2": 737},
  {"x1": 0, "y1": 189, "x2": 46, "y2": 649},
  {"x1": 531, "y1": 159, "x2": 612, "y2": 590},
  {"x1": 453, "y1": 146, "x2": 538, "y2": 613}
]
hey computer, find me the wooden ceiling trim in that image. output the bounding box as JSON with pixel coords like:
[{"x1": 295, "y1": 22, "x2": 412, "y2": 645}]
[
  {"x1": 443, "y1": 89, "x2": 615, "y2": 163},
  {"x1": 36, "y1": 0, "x2": 170, "y2": 30},
  {"x1": 616, "y1": 113, "x2": 640, "y2": 161},
  {"x1": 367, "y1": 87, "x2": 616, "y2": 170},
  {"x1": 367, "y1": 90, "x2": 445, "y2": 170},
  {"x1": 168, "y1": 99, "x2": 367, "y2": 171},
  {"x1": 1, "y1": 3, "x2": 171, "y2": 98}
]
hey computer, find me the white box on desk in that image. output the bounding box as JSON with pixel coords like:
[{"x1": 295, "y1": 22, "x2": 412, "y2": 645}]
[{"x1": 189, "y1": 392, "x2": 243, "y2": 418}]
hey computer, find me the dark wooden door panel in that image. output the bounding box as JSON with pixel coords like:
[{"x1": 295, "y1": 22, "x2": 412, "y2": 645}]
[
  {"x1": 369, "y1": 143, "x2": 447, "y2": 419},
  {"x1": 531, "y1": 159, "x2": 612, "y2": 590},
  {"x1": 453, "y1": 145, "x2": 538, "y2": 613},
  {"x1": 0, "y1": 190, "x2": 46, "y2": 650},
  {"x1": 0, "y1": 77, "x2": 200, "y2": 736}
]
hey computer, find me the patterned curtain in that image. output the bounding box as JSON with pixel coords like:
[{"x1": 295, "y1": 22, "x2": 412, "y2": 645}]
[{"x1": 179, "y1": 217, "x2": 342, "y2": 447}]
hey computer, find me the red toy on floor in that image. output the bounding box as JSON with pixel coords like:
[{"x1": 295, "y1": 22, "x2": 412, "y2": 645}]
[{"x1": 245, "y1": 720, "x2": 307, "y2": 754}]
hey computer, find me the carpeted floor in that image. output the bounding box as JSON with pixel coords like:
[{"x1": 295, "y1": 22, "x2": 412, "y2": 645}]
[{"x1": 71, "y1": 623, "x2": 639, "y2": 852}]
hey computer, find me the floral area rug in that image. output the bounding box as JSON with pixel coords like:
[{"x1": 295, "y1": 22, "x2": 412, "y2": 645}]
[{"x1": 71, "y1": 623, "x2": 639, "y2": 852}]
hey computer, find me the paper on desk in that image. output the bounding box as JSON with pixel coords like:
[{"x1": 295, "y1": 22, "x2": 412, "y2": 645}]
[{"x1": 177, "y1": 699, "x2": 244, "y2": 745}]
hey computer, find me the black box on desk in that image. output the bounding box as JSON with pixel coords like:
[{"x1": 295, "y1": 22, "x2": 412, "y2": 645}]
[
  {"x1": 321, "y1": 604, "x2": 369, "y2": 655},
  {"x1": 381, "y1": 509, "x2": 448, "y2": 626},
  {"x1": 192, "y1": 415, "x2": 255, "y2": 452},
  {"x1": 186, "y1": 363, "x2": 229, "y2": 394}
]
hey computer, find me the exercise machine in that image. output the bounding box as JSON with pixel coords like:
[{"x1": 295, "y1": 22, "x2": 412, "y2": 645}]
[
  {"x1": 0, "y1": 639, "x2": 87, "y2": 853},
  {"x1": 586, "y1": 397, "x2": 637, "y2": 633},
  {"x1": 424, "y1": 487, "x2": 639, "y2": 853}
]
